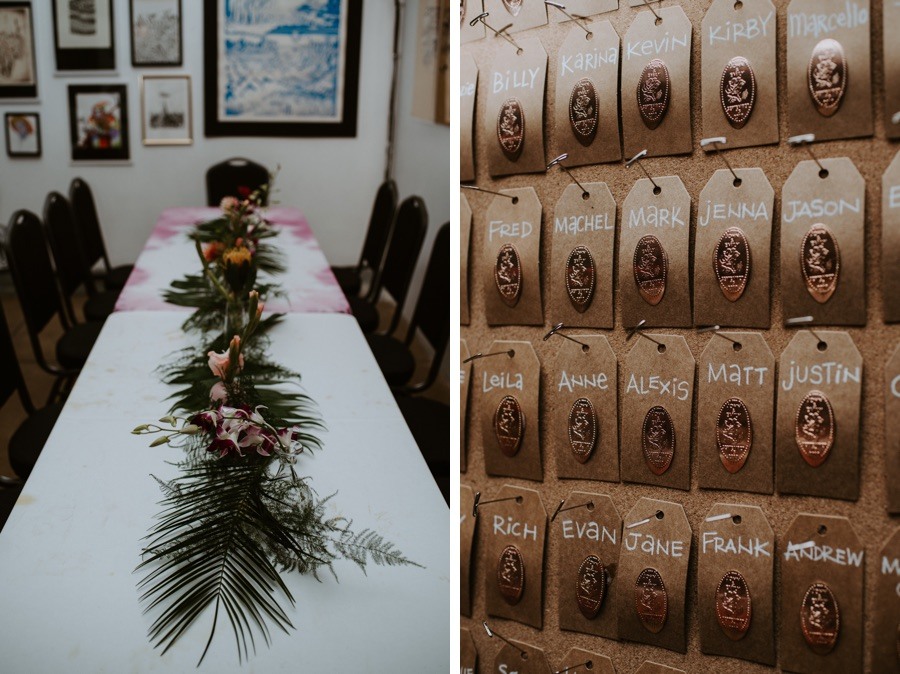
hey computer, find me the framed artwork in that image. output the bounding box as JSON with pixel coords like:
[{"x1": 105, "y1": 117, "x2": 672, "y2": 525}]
[
  {"x1": 203, "y1": 0, "x2": 362, "y2": 137},
  {"x1": 52, "y1": 0, "x2": 115, "y2": 71},
  {"x1": 68, "y1": 84, "x2": 129, "y2": 161},
  {"x1": 130, "y1": 0, "x2": 182, "y2": 66},
  {"x1": 4, "y1": 112, "x2": 40, "y2": 157},
  {"x1": 0, "y1": 2, "x2": 37, "y2": 99},
  {"x1": 140, "y1": 74, "x2": 191, "y2": 145}
]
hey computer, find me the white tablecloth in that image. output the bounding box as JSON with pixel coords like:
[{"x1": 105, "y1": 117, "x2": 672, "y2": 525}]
[{"x1": 0, "y1": 312, "x2": 448, "y2": 672}]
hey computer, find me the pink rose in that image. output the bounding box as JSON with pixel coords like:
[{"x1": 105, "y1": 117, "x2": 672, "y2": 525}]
[
  {"x1": 210, "y1": 381, "x2": 228, "y2": 403},
  {"x1": 220, "y1": 196, "x2": 239, "y2": 212},
  {"x1": 207, "y1": 349, "x2": 230, "y2": 379}
]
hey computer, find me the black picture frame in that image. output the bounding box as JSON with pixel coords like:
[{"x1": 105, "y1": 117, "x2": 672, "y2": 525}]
[
  {"x1": 68, "y1": 84, "x2": 130, "y2": 161},
  {"x1": 130, "y1": 0, "x2": 183, "y2": 67},
  {"x1": 52, "y1": 0, "x2": 115, "y2": 71},
  {"x1": 203, "y1": 0, "x2": 362, "y2": 138},
  {"x1": 4, "y1": 112, "x2": 40, "y2": 157},
  {"x1": 0, "y1": 2, "x2": 38, "y2": 99}
]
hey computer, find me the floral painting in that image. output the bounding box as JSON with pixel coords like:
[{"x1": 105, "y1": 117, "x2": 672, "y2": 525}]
[
  {"x1": 4, "y1": 111, "x2": 39, "y2": 156},
  {"x1": 68, "y1": 84, "x2": 130, "y2": 160}
]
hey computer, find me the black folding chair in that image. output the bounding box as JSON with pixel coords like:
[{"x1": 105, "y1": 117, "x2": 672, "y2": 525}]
[
  {"x1": 349, "y1": 196, "x2": 427, "y2": 334},
  {"x1": 331, "y1": 179, "x2": 397, "y2": 297},
  {"x1": 44, "y1": 192, "x2": 117, "y2": 323},
  {"x1": 3, "y1": 210, "x2": 103, "y2": 401},
  {"x1": 69, "y1": 177, "x2": 134, "y2": 291},
  {"x1": 206, "y1": 157, "x2": 270, "y2": 206}
]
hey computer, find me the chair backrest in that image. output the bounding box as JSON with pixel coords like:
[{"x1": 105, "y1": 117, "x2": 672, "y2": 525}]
[
  {"x1": 375, "y1": 196, "x2": 427, "y2": 335},
  {"x1": 69, "y1": 177, "x2": 108, "y2": 272},
  {"x1": 44, "y1": 192, "x2": 95, "y2": 318},
  {"x1": 358, "y1": 179, "x2": 398, "y2": 272},
  {"x1": 206, "y1": 158, "x2": 270, "y2": 206},
  {"x1": 0, "y1": 297, "x2": 33, "y2": 414},
  {"x1": 406, "y1": 223, "x2": 449, "y2": 389}
]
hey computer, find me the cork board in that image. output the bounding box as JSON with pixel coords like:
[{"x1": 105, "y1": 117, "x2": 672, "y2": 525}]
[{"x1": 459, "y1": 1, "x2": 899, "y2": 672}]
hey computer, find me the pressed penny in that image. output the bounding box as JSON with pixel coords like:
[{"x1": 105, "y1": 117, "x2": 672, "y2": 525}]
[
  {"x1": 795, "y1": 390, "x2": 835, "y2": 467},
  {"x1": 498, "y1": 545, "x2": 526, "y2": 605},
  {"x1": 637, "y1": 58, "x2": 670, "y2": 130},
  {"x1": 642, "y1": 406, "x2": 675, "y2": 476},
  {"x1": 808, "y1": 38, "x2": 847, "y2": 117},
  {"x1": 634, "y1": 235, "x2": 668, "y2": 306},
  {"x1": 565, "y1": 245, "x2": 595, "y2": 311},
  {"x1": 800, "y1": 223, "x2": 840, "y2": 304},
  {"x1": 497, "y1": 98, "x2": 525, "y2": 161},
  {"x1": 716, "y1": 397, "x2": 753, "y2": 474},
  {"x1": 715, "y1": 570, "x2": 752, "y2": 640},
  {"x1": 714, "y1": 226, "x2": 751, "y2": 302},
  {"x1": 569, "y1": 78, "x2": 599, "y2": 145},
  {"x1": 720, "y1": 56, "x2": 756, "y2": 129},
  {"x1": 568, "y1": 397, "x2": 598, "y2": 464},
  {"x1": 635, "y1": 567, "x2": 668, "y2": 633},
  {"x1": 494, "y1": 243, "x2": 522, "y2": 307},
  {"x1": 800, "y1": 581, "x2": 840, "y2": 654},
  {"x1": 576, "y1": 554, "x2": 606, "y2": 619},
  {"x1": 494, "y1": 395, "x2": 525, "y2": 457}
]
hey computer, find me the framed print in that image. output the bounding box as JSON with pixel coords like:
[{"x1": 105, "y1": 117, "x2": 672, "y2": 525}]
[
  {"x1": 0, "y1": 2, "x2": 37, "y2": 99},
  {"x1": 52, "y1": 0, "x2": 115, "y2": 71},
  {"x1": 140, "y1": 74, "x2": 191, "y2": 145},
  {"x1": 130, "y1": 0, "x2": 182, "y2": 66},
  {"x1": 4, "y1": 112, "x2": 40, "y2": 157},
  {"x1": 68, "y1": 84, "x2": 129, "y2": 161},
  {"x1": 203, "y1": 0, "x2": 362, "y2": 137}
]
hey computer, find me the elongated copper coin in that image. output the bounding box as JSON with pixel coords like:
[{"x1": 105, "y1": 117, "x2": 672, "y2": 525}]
[
  {"x1": 633, "y1": 235, "x2": 667, "y2": 306},
  {"x1": 576, "y1": 555, "x2": 606, "y2": 619},
  {"x1": 716, "y1": 398, "x2": 753, "y2": 474},
  {"x1": 494, "y1": 243, "x2": 522, "y2": 307},
  {"x1": 497, "y1": 98, "x2": 525, "y2": 161},
  {"x1": 795, "y1": 390, "x2": 835, "y2": 467},
  {"x1": 569, "y1": 78, "x2": 599, "y2": 145},
  {"x1": 497, "y1": 545, "x2": 525, "y2": 605},
  {"x1": 637, "y1": 58, "x2": 670, "y2": 130},
  {"x1": 715, "y1": 570, "x2": 752, "y2": 640},
  {"x1": 565, "y1": 245, "x2": 595, "y2": 311},
  {"x1": 714, "y1": 227, "x2": 751, "y2": 302},
  {"x1": 800, "y1": 581, "x2": 840, "y2": 654},
  {"x1": 808, "y1": 38, "x2": 847, "y2": 117},
  {"x1": 635, "y1": 567, "x2": 668, "y2": 633},
  {"x1": 495, "y1": 395, "x2": 525, "y2": 457},
  {"x1": 568, "y1": 397, "x2": 598, "y2": 464},
  {"x1": 642, "y1": 405, "x2": 675, "y2": 475},
  {"x1": 800, "y1": 223, "x2": 840, "y2": 303},
  {"x1": 501, "y1": 0, "x2": 522, "y2": 17},
  {"x1": 720, "y1": 56, "x2": 756, "y2": 129}
]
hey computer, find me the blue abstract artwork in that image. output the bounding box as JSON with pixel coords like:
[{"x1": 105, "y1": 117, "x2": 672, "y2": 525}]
[{"x1": 218, "y1": 0, "x2": 346, "y2": 123}]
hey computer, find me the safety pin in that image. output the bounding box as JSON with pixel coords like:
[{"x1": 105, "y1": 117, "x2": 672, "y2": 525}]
[
  {"x1": 543, "y1": 323, "x2": 590, "y2": 351},
  {"x1": 892, "y1": 112, "x2": 900, "y2": 125},
  {"x1": 461, "y1": 184, "x2": 519, "y2": 204},
  {"x1": 555, "y1": 661, "x2": 594, "y2": 674},
  {"x1": 544, "y1": 2, "x2": 592, "y2": 36},
  {"x1": 698, "y1": 324, "x2": 742, "y2": 348},
  {"x1": 626, "y1": 149, "x2": 661, "y2": 193},
  {"x1": 788, "y1": 134, "x2": 828, "y2": 176},
  {"x1": 640, "y1": 0, "x2": 662, "y2": 23},
  {"x1": 785, "y1": 315, "x2": 813, "y2": 326},
  {"x1": 483, "y1": 622, "x2": 528, "y2": 660},
  {"x1": 626, "y1": 319, "x2": 665, "y2": 348},
  {"x1": 700, "y1": 137, "x2": 741, "y2": 186},
  {"x1": 469, "y1": 13, "x2": 523, "y2": 53},
  {"x1": 551, "y1": 498, "x2": 595, "y2": 522},
  {"x1": 547, "y1": 154, "x2": 590, "y2": 198},
  {"x1": 463, "y1": 349, "x2": 515, "y2": 364},
  {"x1": 473, "y1": 492, "x2": 523, "y2": 518}
]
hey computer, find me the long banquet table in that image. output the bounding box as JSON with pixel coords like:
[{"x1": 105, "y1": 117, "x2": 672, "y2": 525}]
[
  {"x1": 0, "y1": 311, "x2": 449, "y2": 671},
  {"x1": 115, "y1": 207, "x2": 350, "y2": 314}
]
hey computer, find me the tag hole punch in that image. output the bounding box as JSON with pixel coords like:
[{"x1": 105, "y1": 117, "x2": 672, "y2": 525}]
[
  {"x1": 581, "y1": 191, "x2": 590, "y2": 201},
  {"x1": 521, "y1": 652, "x2": 529, "y2": 661},
  {"x1": 732, "y1": 341, "x2": 743, "y2": 352},
  {"x1": 587, "y1": 501, "x2": 595, "y2": 511},
  {"x1": 732, "y1": 177, "x2": 743, "y2": 188},
  {"x1": 515, "y1": 496, "x2": 523, "y2": 504},
  {"x1": 734, "y1": 0, "x2": 743, "y2": 9},
  {"x1": 818, "y1": 168, "x2": 829, "y2": 179},
  {"x1": 655, "y1": 16, "x2": 662, "y2": 26},
  {"x1": 652, "y1": 185, "x2": 662, "y2": 196},
  {"x1": 655, "y1": 510, "x2": 664, "y2": 520},
  {"x1": 508, "y1": 349, "x2": 516, "y2": 358},
  {"x1": 817, "y1": 341, "x2": 827, "y2": 352},
  {"x1": 657, "y1": 343, "x2": 666, "y2": 354},
  {"x1": 586, "y1": 662, "x2": 594, "y2": 670},
  {"x1": 586, "y1": 32, "x2": 594, "y2": 40},
  {"x1": 732, "y1": 515, "x2": 742, "y2": 525},
  {"x1": 581, "y1": 344, "x2": 590, "y2": 353},
  {"x1": 511, "y1": 196, "x2": 519, "y2": 204},
  {"x1": 516, "y1": 48, "x2": 523, "y2": 55},
  {"x1": 818, "y1": 524, "x2": 828, "y2": 535}
]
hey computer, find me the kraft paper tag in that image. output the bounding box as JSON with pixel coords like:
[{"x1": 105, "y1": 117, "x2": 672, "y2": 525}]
[
  {"x1": 882, "y1": 151, "x2": 900, "y2": 323},
  {"x1": 483, "y1": 37, "x2": 548, "y2": 177},
  {"x1": 461, "y1": 484, "x2": 477, "y2": 616},
  {"x1": 698, "y1": 503, "x2": 775, "y2": 665},
  {"x1": 780, "y1": 513, "x2": 864, "y2": 674},
  {"x1": 697, "y1": 332, "x2": 775, "y2": 494},
  {"x1": 461, "y1": 53, "x2": 478, "y2": 183},
  {"x1": 493, "y1": 640, "x2": 550, "y2": 674},
  {"x1": 552, "y1": 335, "x2": 619, "y2": 482},
  {"x1": 776, "y1": 331, "x2": 863, "y2": 500},
  {"x1": 885, "y1": 344, "x2": 900, "y2": 513},
  {"x1": 619, "y1": 176, "x2": 692, "y2": 328},
  {"x1": 617, "y1": 498, "x2": 692, "y2": 653},
  {"x1": 780, "y1": 157, "x2": 866, "y2": 326},
  {"x1": 556, "y1": 648, "x2": 615, "y2": 674},
  {"x1": 886, "y1": 0, "x2": 900, "y2": 140},
  {"x1": 460, "y1": 1, "x2": 485, "y2": 43},
  {"x1": 554, "y1": 492, "x2": 622, "y2": 639},
  {"x1": 461, "y1": 193, "x2": 472, "y2": 325},
  {"x1": 550, "y1": 183, "x2": 617, "y2": 328},
  {"x1": 460, "y1": 627, "x2": 477, "y2": 674},
  {"x1": 700, "y1": 0, "x2": 778, "y2": 148},
  {"x1": 478, "y1": 340, "x2": 542, "y2": 481},
  {"x1": 621, "y1": 6, "x2": 693, "y2": 158},
  {"x1": 786, "y1": 0, "x2": 873, "y2": 141},
  {"x1": 461, "y1": 339, "x2": 471, "y2": 472},
  {"x1": 695, "y1": 167, "x2": 774, "y2": 328},
  {"x1": 620, "y1": 334, "x2": 694, "y2": 490},
  {"x1": 633, "y1": 663, "x2": 686, "y2": 674},
  {"x1": 483, "y1": 188, "x2": 544, "y2": 326},
  {"x1": 483, "y1": 0, "x2": 548, "y2": 33},
  {"x1": 483, "y1": 484, "x2": 547, "y2": 628},
  {"x1": 871, "y1": 528, "x2": 900, "y2": 673},
  {"x1": 553, "y1": 20, "x2": 622, "y2": 167}
]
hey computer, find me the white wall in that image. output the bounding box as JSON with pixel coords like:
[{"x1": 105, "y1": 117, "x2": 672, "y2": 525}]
[{"x1": 0, "y1": 0, "x2": 449, "y2": 290}]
